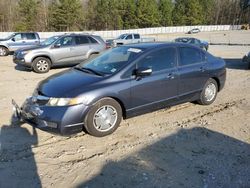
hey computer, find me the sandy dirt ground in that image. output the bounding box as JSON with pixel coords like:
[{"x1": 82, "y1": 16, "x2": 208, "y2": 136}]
[{"x1": 0, "y1": 31, "x2": 250, "y2": 188}]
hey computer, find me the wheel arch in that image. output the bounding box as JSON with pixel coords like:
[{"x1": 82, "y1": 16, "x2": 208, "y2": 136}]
[
  {"x1": 211, "y1": 77, "x2": 221, "y2": 92},
  {"x1": 92, "y1": 96, "x2": 127, "y2": 119},
  {"x1": 32, "y1": 55, "x2": 53, "y2": 65}
]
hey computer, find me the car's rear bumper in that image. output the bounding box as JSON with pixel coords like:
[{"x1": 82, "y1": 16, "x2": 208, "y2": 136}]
[{"x1": 12, "y1": 98, "x2": 89, "y2": 135}]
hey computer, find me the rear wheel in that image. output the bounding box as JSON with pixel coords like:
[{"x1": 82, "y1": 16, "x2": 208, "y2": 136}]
[
  {"x1": 0, "y1": 46, "x2": 9, "y2": 56},
  {"x1": 197, "y1": 78, "x2": 218, "y2": 105},
  {"x1": 32, "y1": 57, "x2": 51, "y2": 73},
  {"x1": 84, "y1": 98, "x2": 122, "y2": 137}
]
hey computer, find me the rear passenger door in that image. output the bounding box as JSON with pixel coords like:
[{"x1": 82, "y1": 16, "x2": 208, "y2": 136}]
[
  {"x1": 23, "y1": 33, "x2": 40, "y2": 47},
  {"x1": 130, "y1": 47, "x2": 178, "y2": 112},
  {"x1": 73, "y1": 35, "x2": 90, "y2": 63},
  {"x1": 177, "y1": 46, "x2": 208, "y2": 99}
]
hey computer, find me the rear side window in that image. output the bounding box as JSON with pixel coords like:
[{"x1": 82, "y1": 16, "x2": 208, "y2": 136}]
[
  {"x1": 88, "y1": 37, "x2": 98, "y2": 44},
  {"x1": 138, "y1": 47, "x2": 176, "y2": 72},
  {"x1": 134, "y1": 34, "x2": 140, "y2": 39},
  {"x1": 25, "y1": 33, "x2": 36, "y2": 40},
  {"x1": 75, "y1": 36, "x2": 89, "y2": 45},
  {"x1": 179, "y1": 47, "x2": 202, "y2": 66}
]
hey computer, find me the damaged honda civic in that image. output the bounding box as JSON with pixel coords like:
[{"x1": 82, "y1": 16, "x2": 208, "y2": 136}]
[{"x1": 13, "y1": 42, "x2": 226, "y2": 137}]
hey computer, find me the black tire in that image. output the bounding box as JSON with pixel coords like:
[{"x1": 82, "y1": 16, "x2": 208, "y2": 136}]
[
  {"x1": 248, "y1": 62, "x2": 250, "y2": 70},
  {"x1": 197, "y1": 78, "x2": 218, "y2": 105},
  {"x1": 84, "y1": 98, "x2": 122, "y2": 137},
  {"x1": 0, "y1": 46, "x2": 9, "y2": 56},
  {"x1": 32, "y1": 57, "x2": 51, "y2": 73}
]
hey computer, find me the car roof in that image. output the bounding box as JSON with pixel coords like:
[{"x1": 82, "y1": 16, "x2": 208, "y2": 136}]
[
  {"x1": 124, "y1": 42, "x2": 180, "y2": 49},
  {"x1": 123, "y1": 42, "x2": 202, "y2": 51}
]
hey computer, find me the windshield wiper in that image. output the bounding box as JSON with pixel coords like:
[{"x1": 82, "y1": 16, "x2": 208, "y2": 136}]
[{"x1": 75, "y1": 66, "x2": 103, "y2": 76}]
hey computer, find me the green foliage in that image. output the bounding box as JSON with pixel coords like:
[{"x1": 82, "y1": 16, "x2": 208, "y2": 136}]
[
  {"x1": 15, "y1": 0, "x2": 39, "y2": 31},
  {"x1": 8, "y1": 0, "x2": 248, "y2": 32},
  {"x1": 173, "y1": 0, "x2": 205, "y2": 26},
  {"x1": 159, "y1": 0, "x2": 174, "y2": 26},
  {"x1": 136, "y1": 0, "x2": 160, "y2": 28},
  {"x1": 48, "y1": 0, "x2": 84, "y2": 31}
]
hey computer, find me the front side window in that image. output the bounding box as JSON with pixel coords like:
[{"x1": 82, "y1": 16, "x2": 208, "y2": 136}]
[
  {"x1": 13, "y1": 34, "x2": 22, "y2": 41},
  {"x1": 75, "y1": 36, "x2": 89, "y2": 45},
  {"x1": 137, "y1": 47, "x2": 176, "y2": 72},
  {"x1": 126, "y1": 35, "x2": 132, "y2": 40},
  {"x1": 179, "y1": 47, "x2": 202, "y2": 66},
  {"x1": 56, "y1": 36, "x2": 74, "y2": 47},
  {"x1": 78, "y1": 46, "x2": 143, "y2": 75}
]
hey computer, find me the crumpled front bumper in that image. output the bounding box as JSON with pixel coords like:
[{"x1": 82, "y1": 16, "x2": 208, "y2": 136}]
[{"x1": 12, "y1": 98, "x2": 89, "y2": 135}]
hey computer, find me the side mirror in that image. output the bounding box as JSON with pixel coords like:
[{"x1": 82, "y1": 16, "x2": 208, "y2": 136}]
[
  {"x1": 11, "y1": 38, "x2": 15, "y2": 42},
  {"x1": 135, "y1": 67, "x2": 152, "y2": 77},
  {"x1": 53, "y1": 43, "x2": 61, "y2": 48}
]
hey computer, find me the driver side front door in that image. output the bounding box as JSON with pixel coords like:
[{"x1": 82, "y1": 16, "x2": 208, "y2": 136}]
[{"x1": 128, "y1": 47, "x2": 179, "y2": 116}]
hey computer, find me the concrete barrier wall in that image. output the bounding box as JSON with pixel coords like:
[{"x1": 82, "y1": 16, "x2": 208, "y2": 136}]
[{"x1": 0, "y1": 25, "x2": 241, "y2": 40}]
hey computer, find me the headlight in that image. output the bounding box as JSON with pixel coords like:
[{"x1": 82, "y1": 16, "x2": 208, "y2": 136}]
[
  {"x1": 47, "y1": 97, "x2": 89, "y2": 106},
  {"x1": 21, "y1": 50, "x2": 31, "y2": 55}
]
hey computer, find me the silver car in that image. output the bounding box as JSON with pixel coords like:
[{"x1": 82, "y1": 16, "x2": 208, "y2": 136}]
[
  {"x1": 0, "y1": 32, "x2": 40, "y2": 56},
  {"x1": 13, "y1": 34, "x2": 106, "y2": 73}
]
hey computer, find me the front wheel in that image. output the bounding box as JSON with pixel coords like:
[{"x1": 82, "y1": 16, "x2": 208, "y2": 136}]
[
  {"x1": 197, "y1": 78, "x2": 218, "y2": 105},
  {"x1": 0, "y1": 46, "x2": 9, "y2": 56},
  {"x1": 84, "y1": 98, "x2": 122, "y2": 137},
  {"x1": 32, "y1": 57, "x2": 51, "y2": 73}
]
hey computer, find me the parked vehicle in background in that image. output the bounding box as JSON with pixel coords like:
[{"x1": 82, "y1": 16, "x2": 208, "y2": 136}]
[
  {"x1": 187, "y1": 28, "x2": 201, "y2": 34},
  {"x1": 107, "y1": 33, "x2": 155, "y2": 47},
  {"x1": 175, "y1": 37, "x2": 209, "y2": 51},
  {"x1": 13, "y1": 33, "x2": 106, "y2": 73},
  {"x1": 0, "y1": 32, "x2": 40, "y2": 56},
  {"x1": 242, "y1": 51, "x2": 250, "y2": 69},
  {"x1": 13, "y1": 42, "x2": 226, "y2": 137}
]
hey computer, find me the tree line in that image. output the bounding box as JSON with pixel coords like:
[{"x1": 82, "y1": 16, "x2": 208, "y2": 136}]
[{"x1": 0, "y1": 0, "x2": 249, "y2": 32}]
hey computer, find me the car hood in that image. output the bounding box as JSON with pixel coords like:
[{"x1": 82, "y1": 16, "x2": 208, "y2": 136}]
[
  {"x1": 17, "y1": 45, "x2": 45, "y2": 52},
  {"x1": 38, "y1": 68, "x2": 104, "y2": 98}
]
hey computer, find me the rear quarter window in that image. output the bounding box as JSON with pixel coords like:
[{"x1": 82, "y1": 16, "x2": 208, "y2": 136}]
[{"x1": 88, "y1": 37, "x2": 98, "y2": 44}]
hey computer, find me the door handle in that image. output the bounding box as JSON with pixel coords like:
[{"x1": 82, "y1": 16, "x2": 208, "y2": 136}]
[{"x1": 167, "y1": 73, "x2": 175, "y2": 80}]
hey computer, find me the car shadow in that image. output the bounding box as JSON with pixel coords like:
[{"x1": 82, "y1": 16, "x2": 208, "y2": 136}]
[
  {"x1": 224, "y1": 58, "x2": 248, "y2": 70},
  {"x1": 14, "y1": 64, "x2": 76, "y2": 73},
  {"x1": 77, "y1": 127, "x2": 250, "y2": 188},
  {"x1": 0, "y1": 115, "x2": 41, "y2": 188},
  {"x1": 14, "y1": 64, "x2": 32, "y2": 72}
]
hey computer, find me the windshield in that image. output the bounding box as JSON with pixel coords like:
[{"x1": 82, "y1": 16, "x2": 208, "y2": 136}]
[
  {"x1": 77, "y1": 46, "x2": 143, "y2": 75},
  {"x1": 117, "y1": 34, "x2": 127, "y2": 40},
  {"x1": 40, "y1": 36, "x2": 59, "y2": 46}
]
